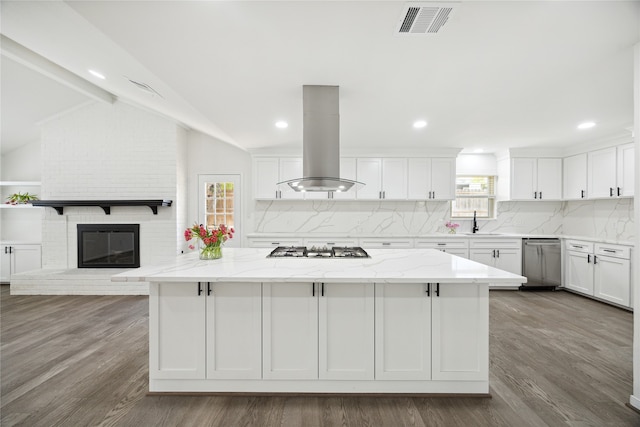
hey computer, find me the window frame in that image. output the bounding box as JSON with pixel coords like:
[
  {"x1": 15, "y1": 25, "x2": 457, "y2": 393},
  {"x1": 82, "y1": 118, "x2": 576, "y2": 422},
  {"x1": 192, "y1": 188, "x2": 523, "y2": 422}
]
[{"x1": 450, "y1": 175, "x2": 497, "y2": 220}]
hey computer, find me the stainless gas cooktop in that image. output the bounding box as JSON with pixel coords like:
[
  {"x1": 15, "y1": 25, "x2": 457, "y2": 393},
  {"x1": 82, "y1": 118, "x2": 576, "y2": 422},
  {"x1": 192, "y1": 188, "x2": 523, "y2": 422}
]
[{"x1": 267, "y1": 246, "x2": 370, "y2": 258}]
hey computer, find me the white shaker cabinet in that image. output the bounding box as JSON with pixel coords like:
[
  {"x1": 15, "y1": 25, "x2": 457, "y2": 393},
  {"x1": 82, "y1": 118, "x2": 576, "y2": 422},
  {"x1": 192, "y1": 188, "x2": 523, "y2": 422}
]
[
  {"x1": 263, "y1": 282, "x2": 319, "y2": 379},
  {"x1": 206, "y1": 282, "x2": 262, "y2": 379},
  {"x1": 149, "y1": 282, "x2": 262, "y2": 381},
  {"x1": 407, "y1": 158, "x2": 456, "y2": 200},
  {"x1": 356, "y1": 158, "x2": 407, "y2": 200},
  {"x1": 263, "y1": 282, "x2": 375, "y2": 380},
  {"x1": 616, "y1": 143, "x2": 635, "y2": 197},
  {"x1": 510, "y1": 158, "x2": 562, "y2": 200},
  {"x1": 564, "y1": 241, "x2": 595, "y2": 295},
  {"x1": 149, "y1": 282, "x2": 206, "y2": 380},
  {"x1": 375, "y1": 282, "x2": 488, "y2": 382},
  {"x1": 0, "y1": 244, "x2": 42, "y2": 283},
  {"x1": 563, "y1": 153, "x2": 588, "y2": 200},
  {"x1": 432, "y1": 282, "x2": 489, "y2": 381},
  {"x1": 318, "y1": 282, "x2": 374, "y2": 380},
  {"x1": 469, "y1": 238, "x2": 522, "y2": 288},
  {"x1": 253, "y1": 158, "x2": 280, "y2": 200},
  {"x1": 587, "y1": 144, "x2": 634, "y2": 199},
  {"x1": 593, "y1": 244, "x2": 631, "y2": 307}
]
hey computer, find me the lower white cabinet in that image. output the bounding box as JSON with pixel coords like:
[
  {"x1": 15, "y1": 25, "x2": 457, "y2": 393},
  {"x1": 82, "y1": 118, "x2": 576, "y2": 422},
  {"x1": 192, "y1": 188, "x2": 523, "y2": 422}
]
[
  {"x1": 0, "y1": 243, "x2": 42, "y2": 282},
  {"x1": 564, "y1": 240, "x2": 631, "y2": 307},
  {"x1": 415, "y1": 238, "x2": 469, "y2": 258},
  {"x1": 375, "y1": 282, "x2": 488, "y2": 382},
  {"x1": 263, "y1": 282, "x2": 374, "y2": 380},
  {"x1": 149, "y1": 282, "x2": 261, "y2": 380},
  {"x1": 468, "y1": 239, "x2": 522, "y2": 288}
]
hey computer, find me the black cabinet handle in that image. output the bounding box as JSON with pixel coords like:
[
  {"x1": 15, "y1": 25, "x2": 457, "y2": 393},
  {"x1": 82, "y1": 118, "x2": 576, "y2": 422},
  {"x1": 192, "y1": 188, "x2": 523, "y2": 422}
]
[
  {"x1": 617, "y1": 187, "x2": 621, "y2": 196},
  {"x1": 496, "y1": 249, "x2": 500, "y2": 258},
  {"x1": 539, "y1": 192, "x2": 542, "y2": 199},
  {"x1": 432, "y1": 192, "x2": 435, "y2": 199},
  {"x1": 581, "y1": 190, "x2": 585, "y2": 198},
  {"x1": 610, "y1": 188, "x2": 614, "y2": 197},
  {"x1": 197, "y1": 282, "x2": 203, "y2": 296},
  {"x1": 593, "y1": 255, "x2": 597, "y2": 264},
  {"x1": 207, "y1": 283, "x2": 212, "y2": 296},
  {"x1": 534, "y1": 192, "x2": 537, "y2": 199},
  {"x1": 587, "y1": 254, "x2": 591, "y2": 263},
  {"x1": 312, "y1": 283, "x2": 315, "y2": 297},
  {"x1": 426, "y1": 283, "x2": 431, "y2": 296},
  {"x1": 492, "y1": 249, "x2": 496, "y2": 258},
  {"x1": 436, "y1": 283, "x2": 440, "y2": 297},
  {"x1": 321, "y1": 282, "x2": 325, "y2": 297}
]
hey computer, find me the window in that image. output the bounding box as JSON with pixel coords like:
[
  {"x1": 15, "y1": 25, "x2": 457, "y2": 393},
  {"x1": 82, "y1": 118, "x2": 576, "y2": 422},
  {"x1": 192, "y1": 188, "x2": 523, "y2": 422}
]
[
  {"x1": 450, "y1": 176, "x2": 496, "y2": 219},
  {"x1": 199, "y1": 174, "x2": 241, "y2": 248}
]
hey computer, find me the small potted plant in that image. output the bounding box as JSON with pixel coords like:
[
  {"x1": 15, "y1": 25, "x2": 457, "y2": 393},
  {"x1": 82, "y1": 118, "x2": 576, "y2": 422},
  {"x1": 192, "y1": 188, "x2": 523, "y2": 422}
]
[{"x1": 5, "y1": 192, "x2": 39, "y2": 205}]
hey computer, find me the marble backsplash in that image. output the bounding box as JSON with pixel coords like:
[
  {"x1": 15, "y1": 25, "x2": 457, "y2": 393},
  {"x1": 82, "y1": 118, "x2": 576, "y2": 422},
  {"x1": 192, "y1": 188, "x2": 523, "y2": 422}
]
[{"x1": 251, "y1": 198, "x2": 634, "y2": 242}]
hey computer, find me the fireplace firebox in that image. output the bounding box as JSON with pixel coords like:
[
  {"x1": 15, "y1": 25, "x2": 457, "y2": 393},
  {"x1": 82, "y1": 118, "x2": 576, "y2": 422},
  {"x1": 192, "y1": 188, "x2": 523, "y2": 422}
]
[{"x1": 77, "y1": 224, "x2": 140, "y2": 268}]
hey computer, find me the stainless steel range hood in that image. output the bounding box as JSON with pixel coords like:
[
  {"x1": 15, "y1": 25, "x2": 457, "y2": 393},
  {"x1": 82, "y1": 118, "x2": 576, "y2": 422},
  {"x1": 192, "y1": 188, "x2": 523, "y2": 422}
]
[{"x1": 278, "y1": 85, "x2": 364, "y2": 193}]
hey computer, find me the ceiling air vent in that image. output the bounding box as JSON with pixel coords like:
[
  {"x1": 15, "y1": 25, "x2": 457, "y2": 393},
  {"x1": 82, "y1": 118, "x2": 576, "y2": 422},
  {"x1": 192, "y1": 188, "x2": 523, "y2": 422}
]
[{"x1": 396, "y1": 3, "x2": 459, "y2": 35}]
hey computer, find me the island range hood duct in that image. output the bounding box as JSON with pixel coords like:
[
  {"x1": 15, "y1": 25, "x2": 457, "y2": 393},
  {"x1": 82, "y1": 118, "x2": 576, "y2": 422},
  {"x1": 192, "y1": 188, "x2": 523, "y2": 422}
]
[{"x1": 278, "y1": 85, "x2": 364, "y2": 193}]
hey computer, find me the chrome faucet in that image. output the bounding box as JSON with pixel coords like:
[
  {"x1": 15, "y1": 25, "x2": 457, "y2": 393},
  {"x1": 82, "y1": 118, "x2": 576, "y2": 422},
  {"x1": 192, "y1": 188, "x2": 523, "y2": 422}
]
[{"x1": 472, "y1": 210, "x2": 479, "y2": 234}]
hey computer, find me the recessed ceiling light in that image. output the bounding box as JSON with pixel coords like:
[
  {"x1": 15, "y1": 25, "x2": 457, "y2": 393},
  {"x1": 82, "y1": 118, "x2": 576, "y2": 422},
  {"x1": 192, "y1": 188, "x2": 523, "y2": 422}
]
[
  {"x1": 88, "y1": 69, "x2": 106, "y2": 80},
  {"x1": 275, "y1": 121, "x2": 288, "y2": 129},
  {"x1": 473, "y1": 148, "x2": 484, "y2": 153},
  {"x1": 413, "y1": 120, "x2": 428, "y2": 129},
  {"x1": 577, "y1": 121, "x2": 596, "y2": 130}
]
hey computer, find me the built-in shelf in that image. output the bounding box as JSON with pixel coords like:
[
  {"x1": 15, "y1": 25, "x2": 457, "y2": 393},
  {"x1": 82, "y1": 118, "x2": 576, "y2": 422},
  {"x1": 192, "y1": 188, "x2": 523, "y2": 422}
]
[{"x1": 30, "y1": 200, "x2": 173, "y2": 215}]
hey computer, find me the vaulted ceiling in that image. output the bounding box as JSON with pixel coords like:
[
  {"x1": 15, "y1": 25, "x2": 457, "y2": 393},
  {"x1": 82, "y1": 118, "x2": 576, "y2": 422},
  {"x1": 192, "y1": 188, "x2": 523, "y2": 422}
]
[{"x1": 2, "y1": 1, "x2": 639, "y2": 155}]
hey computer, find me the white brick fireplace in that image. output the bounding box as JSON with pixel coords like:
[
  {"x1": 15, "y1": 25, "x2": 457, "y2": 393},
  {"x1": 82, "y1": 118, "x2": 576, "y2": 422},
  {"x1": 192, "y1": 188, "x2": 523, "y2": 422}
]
[{"x1": 11, "y1": 101, "x2": 187, "y2": 295}]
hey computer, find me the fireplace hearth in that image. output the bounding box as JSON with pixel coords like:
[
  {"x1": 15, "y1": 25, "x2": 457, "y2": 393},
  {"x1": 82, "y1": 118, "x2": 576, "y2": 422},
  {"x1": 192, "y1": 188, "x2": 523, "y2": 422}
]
[{"x1": 77, "y1": 224, "x2": 140, "y2": 268}]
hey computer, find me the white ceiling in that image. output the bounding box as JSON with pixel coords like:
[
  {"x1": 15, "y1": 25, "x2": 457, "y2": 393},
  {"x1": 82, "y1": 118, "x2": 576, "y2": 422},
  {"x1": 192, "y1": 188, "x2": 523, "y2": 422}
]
[{"x1": 1, "y1": 1, "x2": 639, "y2": 155}]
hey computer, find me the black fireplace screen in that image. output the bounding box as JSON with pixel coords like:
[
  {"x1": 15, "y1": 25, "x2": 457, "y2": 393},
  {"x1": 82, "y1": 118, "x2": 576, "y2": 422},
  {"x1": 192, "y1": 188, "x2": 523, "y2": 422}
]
[{"x1": 77, "y1": 224, "x2": 140, "y2": 268}]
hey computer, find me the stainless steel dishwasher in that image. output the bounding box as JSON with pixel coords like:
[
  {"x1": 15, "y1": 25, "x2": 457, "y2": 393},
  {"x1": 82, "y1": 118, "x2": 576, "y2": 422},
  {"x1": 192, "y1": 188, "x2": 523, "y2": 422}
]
[{"x1": 521, "y1": 238, "x2": 561, "y2": 290}]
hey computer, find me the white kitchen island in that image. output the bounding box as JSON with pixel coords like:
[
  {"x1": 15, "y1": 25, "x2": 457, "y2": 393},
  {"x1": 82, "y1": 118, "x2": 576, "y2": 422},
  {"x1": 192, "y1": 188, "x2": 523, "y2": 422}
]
[{"x1": 112, "y1": 248, "x2": 526, "y2": 395}]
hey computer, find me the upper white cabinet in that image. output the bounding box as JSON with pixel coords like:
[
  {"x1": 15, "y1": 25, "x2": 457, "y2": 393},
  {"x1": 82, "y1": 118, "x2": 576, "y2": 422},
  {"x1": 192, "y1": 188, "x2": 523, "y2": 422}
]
[
  {"x1": 253, "y1": 157, "x2": 304, "y2": 200},
  {"x1": 587, "y1": 144, "x2": 634, "y2": 199},
  {"x1": 356, "y1": 158, "x2": 407, "y2": 200},
  {"x1": 563, "y1": 153, "x2": 588, "y2": 200},
  {"x1": 510, "y1": 158, "x2": 562, "y2": 201},
  {"x1": 407, "y1": 158, "x2": 456, "y2": 200}
]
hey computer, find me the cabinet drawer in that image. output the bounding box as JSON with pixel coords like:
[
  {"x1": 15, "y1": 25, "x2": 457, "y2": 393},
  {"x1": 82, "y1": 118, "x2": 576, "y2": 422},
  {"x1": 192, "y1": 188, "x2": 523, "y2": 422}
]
[
  {"x1": 415, "y1": 239, "x2": 468, "y2": 249},
  {"x1": 565, "y1": 240, "x2": 593, "y2": 253},
  {"x1": 595, "y1": 244, "x2": 630, "y2": 260},
  {"x1": 304, "y1": 239, "x2": 358, "y2": 248},
  {"x1": 469, "y1": 238, "x2": 521, "y2": 249},
  {"x1": 359, "y1": 238, "x2": 414, "y2": 249},
  {"x1": 247, "y1": 238, "x2": 304, "y2": 248}
]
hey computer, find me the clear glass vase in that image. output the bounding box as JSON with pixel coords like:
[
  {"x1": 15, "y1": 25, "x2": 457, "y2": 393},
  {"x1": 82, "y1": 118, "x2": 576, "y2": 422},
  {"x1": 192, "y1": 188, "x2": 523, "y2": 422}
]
[{"x1": 200, "y1": 245, "x2": 222, "y2": 260}]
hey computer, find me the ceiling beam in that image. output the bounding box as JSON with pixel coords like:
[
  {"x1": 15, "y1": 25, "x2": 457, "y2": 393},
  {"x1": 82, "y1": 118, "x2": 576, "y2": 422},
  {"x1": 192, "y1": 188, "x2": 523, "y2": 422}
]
[{"x1": 1, "y1": 34, "x2": 115, "y2": 104}]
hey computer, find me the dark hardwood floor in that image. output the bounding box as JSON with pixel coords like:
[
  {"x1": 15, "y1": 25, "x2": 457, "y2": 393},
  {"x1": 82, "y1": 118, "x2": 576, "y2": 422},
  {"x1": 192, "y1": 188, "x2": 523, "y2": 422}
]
[{"x1": 1, "y1": 285, "x2": 637, "y2": 426}]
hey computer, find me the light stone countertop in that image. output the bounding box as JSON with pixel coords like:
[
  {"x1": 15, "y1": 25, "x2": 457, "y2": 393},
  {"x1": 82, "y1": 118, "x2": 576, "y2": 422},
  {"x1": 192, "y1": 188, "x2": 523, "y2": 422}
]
[
  {"x1": 246, "y1": 233, "x2": 634, "y2": 246},
  {"x1": 111, "y1": 248, "x2": 527, "y2": 284}
]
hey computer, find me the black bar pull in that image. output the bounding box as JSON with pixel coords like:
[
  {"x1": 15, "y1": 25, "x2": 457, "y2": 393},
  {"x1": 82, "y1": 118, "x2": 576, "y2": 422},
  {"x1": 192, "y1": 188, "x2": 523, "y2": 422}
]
[
  {"x1": 436, "y1": 283, "x2": 440, "y2": 297},
  {"x1": 539, "y1": 192, "x2": 542, "y2": 199},
  {"x1": 587, "y1": 254, "x2": 591, "y2": 263},
  {"x1": 321, "y1": 282, "x2": 325, "y2": 297},
  {"x1": 496, "y1": 249, "x2": 500, "y2": 258},
  {"x1": 492, "y1": 249, "x2": 496, "y2": 258},
  {"x1": 197, "y1": 282, "x2": 203, "y2": 296},
  {"x1": 610, "y1": 187, "x2": 614, "y2": 197},
  {"x1": 432, "y1": 192, "x2": 435, "y2": 199},
  {"x1": 312, "y1": 283, "x2": 315, "y2": 297},
  {"x1": 617, "y1": 187, "x2": 621, "y2": 196},
  {"x1": 581, "y1": 190, "x2": 585, "y2": 198},
  {"x1": 534, "y1": 192, "x2": 537, "y2": 199},
  {"x1": 8, "y1": 246, "x2": 12, "y2": 254},
  {"x1": 207, "y1": 283, "x2": 212, "y2": 296},
  {"x1": 426, "y1": 283, "x2": 430, "y2": 296},
  {"x1": 593, "y1": 255, "x2": 597, "y2": 265}
]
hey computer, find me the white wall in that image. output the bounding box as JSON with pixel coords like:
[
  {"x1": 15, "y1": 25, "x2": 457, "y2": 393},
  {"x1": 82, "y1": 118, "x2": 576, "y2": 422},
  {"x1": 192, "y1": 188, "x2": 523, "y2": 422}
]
[
  {"x1": 39, "y1": 101, "x2": 181, "y2": 269},
  {"x1": 186, "y1": 130, "x2": 251, "y2": 248},
  {"x1": 631, "y1": 41, "x2": 640, "y2": 411},
  {"x1": 0, "y1": 140, "x2": 43, "y2": 242}
]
